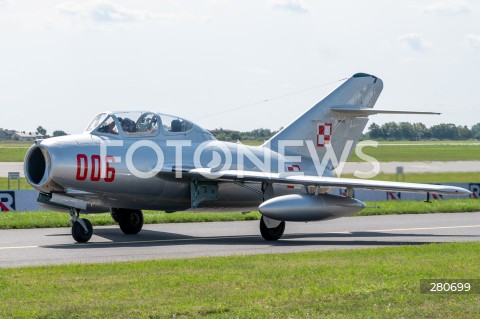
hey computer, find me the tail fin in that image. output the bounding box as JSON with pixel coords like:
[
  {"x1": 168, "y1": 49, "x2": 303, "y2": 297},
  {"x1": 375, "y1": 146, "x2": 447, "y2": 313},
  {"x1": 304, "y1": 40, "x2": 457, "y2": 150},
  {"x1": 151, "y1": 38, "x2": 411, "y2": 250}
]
[{"x1": 264, "y1": 73, "x2": 383, "y2": 162}]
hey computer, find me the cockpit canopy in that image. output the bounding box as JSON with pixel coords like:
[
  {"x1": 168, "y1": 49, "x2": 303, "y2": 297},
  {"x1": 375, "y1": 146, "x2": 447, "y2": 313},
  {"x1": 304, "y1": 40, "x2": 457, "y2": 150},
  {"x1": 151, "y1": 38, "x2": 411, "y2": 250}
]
[{"x1": 85, "y1": 111, "x2": 195, "y2": 136}]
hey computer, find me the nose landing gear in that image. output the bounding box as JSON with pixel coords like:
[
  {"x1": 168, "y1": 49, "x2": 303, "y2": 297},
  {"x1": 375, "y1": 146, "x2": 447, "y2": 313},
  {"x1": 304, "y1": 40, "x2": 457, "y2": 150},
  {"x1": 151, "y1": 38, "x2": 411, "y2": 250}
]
[
  {"x1": 68, "y1": 207, "x2": 144, "y2": 243},
  {"x1": 69, "y1": 208, "x2": 93, "y2": 243}
]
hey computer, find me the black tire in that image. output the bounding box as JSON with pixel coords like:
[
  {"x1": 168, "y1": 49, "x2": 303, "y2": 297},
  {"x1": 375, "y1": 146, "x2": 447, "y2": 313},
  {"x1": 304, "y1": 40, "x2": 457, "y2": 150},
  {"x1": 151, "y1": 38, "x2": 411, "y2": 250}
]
[
  {"x1": 72, "y1": 219, "x2": 93, "y2": 243},
  {"x1": 110, "y1": 211, "x2": 119, "y2": 223},
  {"x1": 118, "y1": 209, "x2": 144, "y2": 235},
  {"x1": 259, "y1": 216, "x2": 285, "y2": 241}
]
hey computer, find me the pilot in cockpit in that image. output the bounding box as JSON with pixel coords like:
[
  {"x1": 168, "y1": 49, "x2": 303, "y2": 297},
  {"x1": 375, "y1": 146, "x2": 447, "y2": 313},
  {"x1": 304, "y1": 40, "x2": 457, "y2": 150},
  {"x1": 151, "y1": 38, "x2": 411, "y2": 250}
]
[
  {"x1": 120, "y1": 118, "x2": 136, "y2": 133},
  {"x1": 97, "y1": 117, "x2": 119, "y2": 135}
]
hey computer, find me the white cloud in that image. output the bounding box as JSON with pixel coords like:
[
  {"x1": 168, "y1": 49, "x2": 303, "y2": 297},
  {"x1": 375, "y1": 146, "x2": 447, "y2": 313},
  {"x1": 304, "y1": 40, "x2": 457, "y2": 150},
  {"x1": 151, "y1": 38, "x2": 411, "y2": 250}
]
[
  {"x1": 0, "y1": 71, "x2": 19, "y2": 79},
  {"x1": 465, "y1": 34, "x2": 480, "y2": 49},
  {"x1": 416, "y1": 1, "x2": 470, "y2": 16},
  {"x1": 56, "y1": 1, "x2": 199, "y2": 26},
  {"x1": 89, "y1": 1, "x2": 148, "y2": 22},
  {"x1": 397, "y1": 33, "x2": 431, "y2": 52},
  {"x1": 57, "y1": 3, "x2": 86, "y2": 17},
  {"x1": 269, "y1": 0, "x2": 308, "y2": 13},
  {"x1": 57, "y1": 1, "x2": 152, "y2": 22},
  {"x1": 208, "y1": 0, "x2": 232, "y2": 5},
  {"x1": 249, "y1": 67, "x2": 274, "y2": 76}
]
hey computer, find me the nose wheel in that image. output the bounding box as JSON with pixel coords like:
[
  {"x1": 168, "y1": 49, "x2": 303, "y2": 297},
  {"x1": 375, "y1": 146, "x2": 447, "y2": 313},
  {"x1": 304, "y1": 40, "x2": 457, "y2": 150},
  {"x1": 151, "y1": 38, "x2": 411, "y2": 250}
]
[
  {"x1": 72, "y1": 218, "x2": 93, "y2": 242},
  {"x1": 69, "y1": 208, "x2": 93, "y2": 243}
]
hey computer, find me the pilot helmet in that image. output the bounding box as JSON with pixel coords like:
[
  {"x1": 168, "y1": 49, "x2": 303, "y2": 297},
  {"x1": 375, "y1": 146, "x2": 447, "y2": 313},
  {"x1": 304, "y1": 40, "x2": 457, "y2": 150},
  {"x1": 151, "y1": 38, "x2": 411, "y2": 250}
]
[{"x1": 121, "y1": 118, "x2": 136, "y2": 132}]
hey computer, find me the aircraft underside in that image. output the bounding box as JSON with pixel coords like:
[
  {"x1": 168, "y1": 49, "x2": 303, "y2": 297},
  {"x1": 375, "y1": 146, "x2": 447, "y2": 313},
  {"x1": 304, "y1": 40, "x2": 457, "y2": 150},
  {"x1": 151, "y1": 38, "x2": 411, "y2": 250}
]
[{"x1": 37, "y1": 180, "x2": 362, "y2": 243}]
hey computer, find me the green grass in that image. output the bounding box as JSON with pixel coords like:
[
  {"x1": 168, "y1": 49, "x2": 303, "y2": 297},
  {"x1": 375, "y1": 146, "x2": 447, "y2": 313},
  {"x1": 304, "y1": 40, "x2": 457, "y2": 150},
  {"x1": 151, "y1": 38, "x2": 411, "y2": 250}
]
[
  {"x1": 2, "y1": 171, "x2": 480, "y2": 192},
  {"x1": 348, "y1": 142, "x2": 480, "y2": 162},
  {"x1": 243, "y1": 140, "x2": 480, "y2": 161},
  {"x1": 0, "y1": 141, "x2": 33, "y2": 146},
  {"x1": 238, "y1": 139, "x2": 265, "y2": 146},
  {"x1": 0, "y1": 210, "x2": 263, "y2": 229},
  {"x1": 0, "y1": 242, "x2": 479, "y2": 318},
  {"x1": 0, "y1": 146, "x2": 29, "y2": 162},
  {"x1": 1, "y1": 200, "x2": 478, "y2": 230},
  {"x1": 343, "y1": 172, "x2": 480, "y2": 183},
  {"x1": 0, "y1": 177, "x2": 32, "y2": 190},
  {"x1": 375, "y1": 140, "x2": 480, "y2": 144},
  {"x1": 0, "y1": 141, "x2": 31, "y2": 162},
  {"x1": 2, "y1": 140, "x2": 480, "y2": 162},
  {"x1": 359, "y1": 199, "x2": 480, "y2": 216}
]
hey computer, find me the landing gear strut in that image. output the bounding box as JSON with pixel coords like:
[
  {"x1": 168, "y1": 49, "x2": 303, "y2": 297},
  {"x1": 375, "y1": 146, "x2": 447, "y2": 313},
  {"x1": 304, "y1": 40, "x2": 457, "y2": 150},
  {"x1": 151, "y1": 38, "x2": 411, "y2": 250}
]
[
  {"x1": 259, "y1": 216, "x2": 285, "y2": 241},
  {"x1": 69, "y1": 208, "x2": 93, "y2": 243},
  {"x1": 112, "y1": 208, "x2": 144, "y2": 235}
]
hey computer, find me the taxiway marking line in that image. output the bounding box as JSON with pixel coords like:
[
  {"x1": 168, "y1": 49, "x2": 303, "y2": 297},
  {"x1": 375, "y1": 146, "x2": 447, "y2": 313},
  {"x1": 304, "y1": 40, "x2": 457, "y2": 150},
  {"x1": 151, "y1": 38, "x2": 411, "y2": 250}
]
[
  {"x1": 327, "y1": 224, "x2": 480, "y2": 234},
  {"x1": 0, "y1": 245, "x2": 38, "y2": 250},
  {"x1": 0, "y1": 224, "x2": 479, "y2": 250}
]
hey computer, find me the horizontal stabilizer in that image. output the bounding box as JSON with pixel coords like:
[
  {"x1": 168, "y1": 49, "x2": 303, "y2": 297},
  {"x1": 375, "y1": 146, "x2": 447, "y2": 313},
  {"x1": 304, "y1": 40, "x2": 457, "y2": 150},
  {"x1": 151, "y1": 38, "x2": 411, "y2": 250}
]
[{"x1": 330, "y1": 106, "x2": 440, "y2": 117}]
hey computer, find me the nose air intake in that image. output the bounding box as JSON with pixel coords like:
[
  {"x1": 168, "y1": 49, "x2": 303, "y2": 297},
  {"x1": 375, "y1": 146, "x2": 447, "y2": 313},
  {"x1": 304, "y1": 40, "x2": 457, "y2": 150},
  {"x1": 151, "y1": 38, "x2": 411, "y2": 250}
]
[
  {"x1": 24, "y1": 144, "x2": 67, "y2": 193},
  {"x1": 24, "y1": 145, "x2": 65, "y2": 194},
  {"x1": 25, "y1": 146, "x2": 48, "y2": 185}
]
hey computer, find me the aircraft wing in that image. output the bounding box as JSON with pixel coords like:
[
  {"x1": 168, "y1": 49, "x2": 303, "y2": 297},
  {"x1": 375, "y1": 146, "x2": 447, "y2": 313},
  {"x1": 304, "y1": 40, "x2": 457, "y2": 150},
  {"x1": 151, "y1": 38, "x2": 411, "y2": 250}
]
[{"x1": 187, "y1": 168, "x2": 471, "y2": 195}]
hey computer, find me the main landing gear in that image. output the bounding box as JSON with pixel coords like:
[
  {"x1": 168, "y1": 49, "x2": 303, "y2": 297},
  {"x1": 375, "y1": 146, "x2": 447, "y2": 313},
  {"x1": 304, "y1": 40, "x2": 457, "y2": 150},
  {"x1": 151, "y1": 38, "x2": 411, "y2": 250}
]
[
  {"x1": 69, "y1": 208, "x2": 144, "y2": 243},
  {"x1": 259, "y1": 215, "x2": 285, "y2": 241},
  {"x1": 112, "y1": 208, "x2": 144, "y2": 235}
]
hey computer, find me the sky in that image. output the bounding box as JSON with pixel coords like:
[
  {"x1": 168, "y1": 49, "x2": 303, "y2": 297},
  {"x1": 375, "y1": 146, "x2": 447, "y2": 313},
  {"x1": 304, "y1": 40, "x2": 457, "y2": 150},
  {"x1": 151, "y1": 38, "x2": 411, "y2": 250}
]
[{"x1": 0, "y1": 0, "x2": 479, "y2": 135}]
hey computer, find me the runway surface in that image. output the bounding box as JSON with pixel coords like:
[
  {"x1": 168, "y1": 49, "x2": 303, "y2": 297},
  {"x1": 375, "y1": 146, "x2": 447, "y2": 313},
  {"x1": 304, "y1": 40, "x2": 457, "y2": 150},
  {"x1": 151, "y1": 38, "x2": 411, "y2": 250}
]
[
  {"x1": 0, "y1": 162, "x2": 24, "y2": 177},
  {"x1": 1, "y1": 212, "x2": 479, "y2": 268},
  {"x1": 2, "y1": 161, "x2": 480, "y2": 178}
]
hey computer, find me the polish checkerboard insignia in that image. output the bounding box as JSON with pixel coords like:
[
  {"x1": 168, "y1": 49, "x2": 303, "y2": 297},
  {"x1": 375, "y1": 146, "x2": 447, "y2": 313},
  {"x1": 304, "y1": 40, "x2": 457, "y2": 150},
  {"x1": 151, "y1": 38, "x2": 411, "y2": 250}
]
[
  {"x1": 316, "y1": 122, "x2": 332, "y2": 147},
  {"x1": 286, "y1": 165, "x2": 301, "y2": 189}
]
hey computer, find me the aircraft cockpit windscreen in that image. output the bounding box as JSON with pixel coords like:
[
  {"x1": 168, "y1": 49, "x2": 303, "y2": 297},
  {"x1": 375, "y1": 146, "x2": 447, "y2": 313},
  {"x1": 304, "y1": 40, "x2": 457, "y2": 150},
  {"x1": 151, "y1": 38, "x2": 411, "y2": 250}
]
[
  {"x1": 87, "y1": 111, "x2": 193, "y2": 136},
  {"x1": 97, "y1": 116, "x2": 119, "y2": 135},
  {"x1": 115, "y1": 111, "x2": 159, "y2": 135},
  {"x1": 159, "y1": 114, "x2": 193, "y2": 133},
  {"x1": 85, "y1": 113, "x2": 108, "y2": 132}
]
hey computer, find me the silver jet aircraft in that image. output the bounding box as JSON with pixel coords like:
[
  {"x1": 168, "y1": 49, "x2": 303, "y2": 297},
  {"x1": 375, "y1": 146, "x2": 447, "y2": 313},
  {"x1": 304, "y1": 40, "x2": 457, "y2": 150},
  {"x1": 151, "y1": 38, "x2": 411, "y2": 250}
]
[{"x1": 24, "y1": 73, "x2": 471, "y2": 242}]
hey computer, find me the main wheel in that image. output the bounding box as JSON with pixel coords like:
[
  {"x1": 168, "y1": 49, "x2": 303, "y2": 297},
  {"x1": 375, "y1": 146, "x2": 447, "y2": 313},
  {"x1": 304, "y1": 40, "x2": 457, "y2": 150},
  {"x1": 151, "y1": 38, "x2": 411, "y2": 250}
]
[
  {"x1": 72, "y1": 218, "x2": 93, "y2": 243},
  {"x1": 118, "y1": 209, "x2": 144, "y2": 235},
  {"x1": 259, "y1": 216, "x2": 285, "y2": 241},
  {"x1": 110, "y1": 211, "x2": 119, "y2": 223}
]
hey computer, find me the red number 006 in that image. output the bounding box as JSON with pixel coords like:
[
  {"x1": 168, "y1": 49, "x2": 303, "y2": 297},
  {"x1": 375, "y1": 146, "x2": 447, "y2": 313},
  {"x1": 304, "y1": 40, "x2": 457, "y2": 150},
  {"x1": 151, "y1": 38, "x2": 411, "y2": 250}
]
[{"x1": 76, "y1": 154, "x2": 115, "y2": 182}]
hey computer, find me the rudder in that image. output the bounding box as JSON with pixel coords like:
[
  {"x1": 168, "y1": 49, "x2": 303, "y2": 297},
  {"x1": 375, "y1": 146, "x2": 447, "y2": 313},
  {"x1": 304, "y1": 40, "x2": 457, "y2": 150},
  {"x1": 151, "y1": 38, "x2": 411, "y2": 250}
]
[{"x1": 264, "y1": 73, "x2": 383, "y2": 168}]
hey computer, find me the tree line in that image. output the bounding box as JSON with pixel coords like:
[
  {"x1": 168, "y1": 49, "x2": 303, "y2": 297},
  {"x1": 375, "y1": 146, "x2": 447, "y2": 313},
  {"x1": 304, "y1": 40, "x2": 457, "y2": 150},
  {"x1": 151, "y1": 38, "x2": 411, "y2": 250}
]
[
  {"x1": 36, "y1": 126, "x2": 68, "y2": 137},
  {"x1": 32, "y1": 122, "x2": 480, "y2": 141},
  {"x1": 365, "y1": 122, "x2": 480, "y2": 140},
  {"x1": 211, "y1": 122, "x2": 480, "y2": 142},
  {"x1": 210, "y1": 128, "x2": 278, "y2": 142}
]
